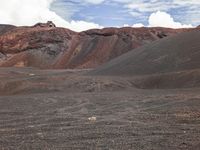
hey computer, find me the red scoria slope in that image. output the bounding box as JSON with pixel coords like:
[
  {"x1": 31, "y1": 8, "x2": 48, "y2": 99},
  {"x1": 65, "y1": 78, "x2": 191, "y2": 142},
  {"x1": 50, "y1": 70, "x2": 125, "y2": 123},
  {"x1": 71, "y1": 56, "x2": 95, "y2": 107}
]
[{"x1": 0, "y1": 22, "x2": 196, "y2": 69}]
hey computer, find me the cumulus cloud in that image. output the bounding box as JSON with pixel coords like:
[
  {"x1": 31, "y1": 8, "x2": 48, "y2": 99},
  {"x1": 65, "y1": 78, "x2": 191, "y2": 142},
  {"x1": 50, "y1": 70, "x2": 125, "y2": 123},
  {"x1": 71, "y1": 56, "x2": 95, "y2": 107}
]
[
  {"x1": 110, "y1": 0, "x2": 200, "y2": 25},
  {"x1": 0, "y1": 0, "x2": 197, "y2": 31},
  {"x1": 68, "y1": 20, "x2": 103, "y2": 32},
  {"x1": 0, "y1": 0, "x2": 103, "y2": 32},
  {"x1": 132, "y1": 23, "x2": 145, "y2": 28},
  {"x1": 148, "y1": 11, "x2": 193, "y2": 28},
  {"x1": 124, "y1": 11, "x2": 192, "y2": 29}
]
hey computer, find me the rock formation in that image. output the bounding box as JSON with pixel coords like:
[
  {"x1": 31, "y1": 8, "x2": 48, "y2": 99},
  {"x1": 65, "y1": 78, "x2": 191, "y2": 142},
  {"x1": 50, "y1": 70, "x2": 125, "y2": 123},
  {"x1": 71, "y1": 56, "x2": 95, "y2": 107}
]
[{"x1": 33, "y1": 21, "x2": 56, "y2": 28}]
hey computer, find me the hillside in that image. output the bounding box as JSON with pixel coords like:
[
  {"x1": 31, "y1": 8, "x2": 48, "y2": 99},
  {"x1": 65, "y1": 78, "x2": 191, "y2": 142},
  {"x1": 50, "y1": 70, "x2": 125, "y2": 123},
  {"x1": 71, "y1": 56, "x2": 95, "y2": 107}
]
[
  {"x1": 0, "y1": 22, "x2": 191, "y2": 69},
  {"x1": 90, "y1": 29, "x2": 200, "y2": 76},
  {"x1": 89, "y1": 29, "x2": 200, "y2": 88}
]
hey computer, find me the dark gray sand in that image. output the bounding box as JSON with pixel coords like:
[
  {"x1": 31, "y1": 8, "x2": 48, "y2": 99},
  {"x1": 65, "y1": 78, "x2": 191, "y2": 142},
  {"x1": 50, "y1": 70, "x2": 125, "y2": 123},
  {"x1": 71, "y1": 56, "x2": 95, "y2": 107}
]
[{"x1": 0, "y1": 68, "x2": 200, "y2": 150}]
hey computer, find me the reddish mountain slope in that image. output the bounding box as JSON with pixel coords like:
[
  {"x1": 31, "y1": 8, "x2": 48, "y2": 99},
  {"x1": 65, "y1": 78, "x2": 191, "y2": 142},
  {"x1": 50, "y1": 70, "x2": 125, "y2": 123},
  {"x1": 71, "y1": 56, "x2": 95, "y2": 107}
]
[{"x1": 0, "y1": 23, "x2": 195, "y2": 69}]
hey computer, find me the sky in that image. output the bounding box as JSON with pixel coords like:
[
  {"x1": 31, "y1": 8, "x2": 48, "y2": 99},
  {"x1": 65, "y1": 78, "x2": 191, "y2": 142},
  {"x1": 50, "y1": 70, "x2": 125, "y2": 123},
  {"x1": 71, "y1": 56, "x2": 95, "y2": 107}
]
[{"x1": 0, "y1": 0, "x2": 200, "y2": 31}]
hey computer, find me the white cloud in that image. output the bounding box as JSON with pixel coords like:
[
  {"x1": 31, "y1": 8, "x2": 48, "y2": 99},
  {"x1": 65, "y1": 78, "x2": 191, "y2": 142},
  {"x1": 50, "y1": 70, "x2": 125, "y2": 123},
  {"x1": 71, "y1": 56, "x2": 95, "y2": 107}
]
[
  {"x1": 123, "y1": 24, "x2": 129, "y2": 27},
  {"x1": 124, "y1": 11, "x2": 192, "y2": 29},
  {"x1": 83, "y1": 0, "x2": 105, "y2": 4},
  {"x1": 111, "y1": 0, "x2": 200, "y2": 25},
  {"x1": 148, "y1": 11, "x2": 193, "y2": 28},
  {"x1": 0, "y1": 0, "x2": 198, "y2": 31},
  {"x1": 0, "y1": 0, "x2": 103, "y2": 32},
  {"x1": 132, "y1": 23, "x2": 145, "y2": 28},
  {"x1": 68, "y1": 20, "x2": 103, "y2": 32},
  {"x1": 121, "y1": 0, "x2": 200, "y2": 13},
  {"x1": 129, "y1": 11, "x2": 142, "y2": 17},
  {"x1": 80, "y1": 0, "x2": 198, "y2": 26},
  {"x1": 124, "y1": 1, "x2": 173, "y2": 12},
  {"x1": 173, "y1": 0, "x2": 200, "y2": 5},
  {"x1": 124, "y1": 23, "x2": 144, "y2": 28}
]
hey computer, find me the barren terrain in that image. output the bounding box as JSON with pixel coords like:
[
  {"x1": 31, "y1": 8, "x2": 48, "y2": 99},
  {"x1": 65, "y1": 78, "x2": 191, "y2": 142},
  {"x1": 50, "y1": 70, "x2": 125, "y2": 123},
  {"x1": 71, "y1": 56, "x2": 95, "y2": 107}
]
[
  {"x1": 0, "y1": 24, "x2": 200, "y2": 149},
  {"x1": 0, "y1": 24, "x2": 195, "y2": 69},
  {"x1": 0, "y1": 67, "x2": 200, "y2": 150}
]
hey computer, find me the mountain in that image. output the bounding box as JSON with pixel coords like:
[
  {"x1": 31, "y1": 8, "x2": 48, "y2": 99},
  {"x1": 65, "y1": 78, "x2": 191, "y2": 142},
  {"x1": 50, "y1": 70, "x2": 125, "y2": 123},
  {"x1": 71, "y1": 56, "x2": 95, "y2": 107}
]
[
  {"x1": 89, "y1": 29, "x2": 200, "y2": 88},
  {"x1": 90, "y1": 29, "x2": 200, "y2": 76},
  {"x1": 0, "y1": 22, "x2": 192, "y2": 69}
]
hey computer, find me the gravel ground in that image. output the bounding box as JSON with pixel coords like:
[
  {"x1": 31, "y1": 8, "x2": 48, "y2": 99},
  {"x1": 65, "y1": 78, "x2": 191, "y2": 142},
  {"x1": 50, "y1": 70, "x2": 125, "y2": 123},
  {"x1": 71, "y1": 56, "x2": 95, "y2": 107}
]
[{"x1": 0, "y1": 68, "x2": 200, "y2": 150}]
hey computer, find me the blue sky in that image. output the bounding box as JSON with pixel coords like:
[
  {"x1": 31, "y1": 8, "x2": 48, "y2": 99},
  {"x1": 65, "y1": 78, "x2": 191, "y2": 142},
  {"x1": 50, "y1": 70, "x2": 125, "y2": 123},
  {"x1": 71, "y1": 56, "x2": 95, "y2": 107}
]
[
  {"x1": 0, "y1": 0, "x2": 200, "y2": 31},
  {"x1": 51, "y1": 0, "x2": 200, "y2": 28},
  {"x1": 51, "y1": 1, "x2": 141, "y2": 27}
]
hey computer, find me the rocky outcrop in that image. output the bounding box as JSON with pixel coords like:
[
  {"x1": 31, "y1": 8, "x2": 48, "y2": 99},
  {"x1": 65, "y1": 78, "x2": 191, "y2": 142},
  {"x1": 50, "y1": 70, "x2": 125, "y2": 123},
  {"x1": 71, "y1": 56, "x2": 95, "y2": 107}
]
[{"x1": 33, "y1": 21, "x2": 56, "y2": 28}]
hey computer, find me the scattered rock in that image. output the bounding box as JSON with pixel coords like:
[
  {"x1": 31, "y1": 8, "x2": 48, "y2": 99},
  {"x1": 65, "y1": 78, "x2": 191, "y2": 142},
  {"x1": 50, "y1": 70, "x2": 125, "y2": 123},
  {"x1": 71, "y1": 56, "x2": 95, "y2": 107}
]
[
  {"x1": 29, "y1": 73, "x2": 35, "y2": 76},
  {"x1": 88, "y1": 116, "x2": 97, "y2": 122}
]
